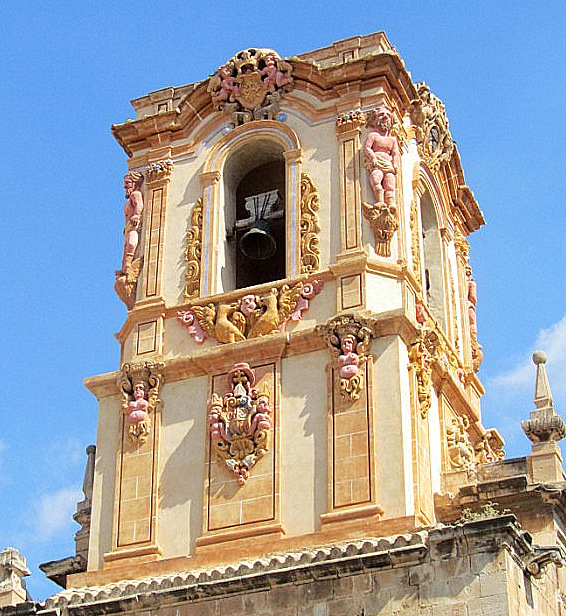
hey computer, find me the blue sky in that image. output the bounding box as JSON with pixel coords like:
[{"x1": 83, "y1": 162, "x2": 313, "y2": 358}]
[{"x1": 1, "y1": 0, "x2": 565, "y2": 602}]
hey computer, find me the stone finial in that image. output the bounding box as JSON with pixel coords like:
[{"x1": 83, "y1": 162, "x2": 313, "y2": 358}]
[
  {"x1": 521, "y1": 351, "x2": 565, "y2": 443},
  {"x1": 73, "y1": 445, "x2": 96, "y2": 564},
  {"x1": 0, "y1": 547, "x2": 30, "y2": 607}
]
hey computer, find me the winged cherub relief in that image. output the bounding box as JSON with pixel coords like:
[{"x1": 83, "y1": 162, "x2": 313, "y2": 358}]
[{"x1": 177, "y1": 280, "x2": 323, "y2": 345}]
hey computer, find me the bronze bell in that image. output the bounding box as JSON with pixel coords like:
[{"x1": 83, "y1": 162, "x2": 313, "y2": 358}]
[{"x1": 239, "y1": 219, "x2": 277, "y2": 260}]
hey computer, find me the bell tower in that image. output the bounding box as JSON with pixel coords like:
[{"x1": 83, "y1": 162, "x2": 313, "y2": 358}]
[{"x1": 80, "y1": 34, "x2": 498, "y2": 580}]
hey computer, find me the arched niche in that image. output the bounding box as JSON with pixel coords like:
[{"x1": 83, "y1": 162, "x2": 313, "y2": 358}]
[
  {"x1": 418, "y1": 176, "x2": 447, "y2": 331},
  {"x1": 200, "y1": 121, "x2": 302, "y2": 296}
]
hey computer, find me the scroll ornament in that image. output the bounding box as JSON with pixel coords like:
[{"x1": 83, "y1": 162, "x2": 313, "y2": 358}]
[
  {"x1": 208, "y1": 362, "x2": 271, "y2": 484},
  {"x1": 300, "y1": 173, "x2": 321, "y2": 274},
  {"x1": 178, "y1": 280, "x2": 323, "y2": 345},
  {"x1": 118, "y1": 362, "x2": 164, "y2": 444},
  {"x1": 321, "y1": 315, "x2": 373, "y2": 401},
  {"x1": 408, "y1": 328, "x2": 440, "y2": 419},
  {"x1": 184, "y1": 197, "x2": 203, "y2": 301},
  {"x1": 208, "y1": 49, "x2": 293, "y2": 126}
]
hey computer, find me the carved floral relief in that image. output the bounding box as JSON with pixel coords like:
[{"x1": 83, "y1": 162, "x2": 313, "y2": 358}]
[
  {"x1": 408, "y1": 328, "x2": 440, "y2": 419},
  {"x1": 208, "y1": 362, "x2": 271, "y2": 484},
  {"x1": 178, "y1": 280, "x2": 323, "y2": 345},
  {"x1": 320, "y1": 315, "x2": 373, "y2": 401},
  {"x1": 208, "y1": 49, "x2": 293, "y2": 126},
  {"x1": 474, "y1": 429, "x2": 505, "y2": 464},
  {"x1": 300, "y1": 173, "x2": 321, "y2": 274},
  {"x1": 118, "y1": 362, "x2": 164, "y2": 444},
  {"x1": 184, "y1": 198, "x2": 203, "y2": 301}
]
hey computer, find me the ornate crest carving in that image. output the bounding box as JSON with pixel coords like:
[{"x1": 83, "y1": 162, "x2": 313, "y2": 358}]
[
  {"x1": 320, "y1": 315, "x2": 373, "y2": 401},
  {"x1": 300, "y1": 173, "x2": 321, "y2": 273},
  {"x1": 408, "y1": 328, "x2": 440, "y2": 419},
  {"x1": 208, "y1": 362, "x2": 271, "y2": 484},
  {"x1": 184, "y1": 197, "x2": 203, "y2": 300},
  {"x1": 454, "y1": 230, "x2": 470, "y2": 260},
  {"x1": 146, "y1": 159, "x2": 173, "y2": 183},
  {"x1": 446, "y1": 415, "x2": 475, "y2": 470},
  {"x1": 178, "y1": 279, "x2": 323, "y2": 345},
  {"x1": 118, "y1": 362, "x2": 164, "y2": 444},
  {"x1": 362, "y1": 202, "x2": 399, "y2": 257},
  {"x1": 410, "y1": 83, "x2": 453, "y2": 173},
  {"x1": 208, "y1": 49, "x2": 293, "y2": 126}
]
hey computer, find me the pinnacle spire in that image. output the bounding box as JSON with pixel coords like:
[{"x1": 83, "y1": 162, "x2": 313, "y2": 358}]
[{"x1": 522, "y1": 351, "x2": 565, "y2": 444}]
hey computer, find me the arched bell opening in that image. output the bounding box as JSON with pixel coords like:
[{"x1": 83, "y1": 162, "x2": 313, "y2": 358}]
[
  {"x1": 223, "y1": 139, "x2": 286, "y2": 290},
  {"x1": 420, "y1": 189, "x2": 447, "y2": 331}
]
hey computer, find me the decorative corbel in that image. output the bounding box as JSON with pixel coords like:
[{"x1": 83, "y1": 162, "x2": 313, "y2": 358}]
[
  {"x1": 320, "y1": 315, "x2": 373, "y2": 401},
  {"x1": 525, "y1": 546, "x2": 566, "y2": 578},
  {"x1": 118, "y1": 361, "x2": 164, "y2": 444}
]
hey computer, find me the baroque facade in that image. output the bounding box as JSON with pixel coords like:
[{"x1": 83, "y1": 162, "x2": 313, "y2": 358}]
[{"x1": 4, "y1": 33, "x2": 566, "y2": 616}]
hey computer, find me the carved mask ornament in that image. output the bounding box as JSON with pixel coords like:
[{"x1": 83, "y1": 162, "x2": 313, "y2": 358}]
[{"x1": 208, "y1": 362, "x2": 272, "y2": 484}]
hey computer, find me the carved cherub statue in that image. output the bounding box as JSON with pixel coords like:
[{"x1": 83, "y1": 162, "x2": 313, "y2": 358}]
[
  {"x1": 364, "y1": 106, "x2": 400, "y2": 206},
  {"x1": 127, "y1": 381, "x2": 149, "y2": 423},
  {"x1": 338, "y1": 334, "x2": 361, "y2": 380}
]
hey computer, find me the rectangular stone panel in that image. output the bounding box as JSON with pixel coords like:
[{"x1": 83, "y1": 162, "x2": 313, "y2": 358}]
[
  {"x1": 331, "y1": 363, "x2": 371, "y2": 508},
  {"x1": 207, "y1": 363, "x2": 277, "y2": 532}
]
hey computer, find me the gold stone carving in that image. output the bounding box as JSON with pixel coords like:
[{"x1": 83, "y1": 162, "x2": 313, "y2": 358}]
[
  {"x1": 118, "y1": 361, "x2": 164, "y2": 444},
  {"x1": 184, "y1": 198, "x2": 203, "y2": 301},
  {"x1": 320, "y1": 315, "x2": 373, "y2": 401},
  {"x1": 208, "y1": 362, "x2": 271, "y2": 484},
  {"x1": 410, "y1": 83, "x2": 453, "y2": 173},
  {"x1": 408, "y1": 328, "x2": 440, "y2": 419},
  {"x1": 300, "y1": 173, "x2": 321, "y2": 273},
  {"x1": 335, "y1": 109, "x2": 365, "y2": 133},
  {"x1": 114, "y1": 258, "x2": 143, "y2": 310},
  {"x1": 446, "y1": 415, "x2": 475, "y2": 470},
  {"x1": 146, "y1": 159, "x2": 173, "y2": 183},
  {"x1": 361, "y1": 202, "x2": 399, "y2": 257},
  {"x1": 409, "y1": 195, "x2": 422, "y2": 287},
  {"x1": 208, "y1": 49, "x2": 293, "y2": 126},
  {"x1": 454, "y1": 230, "x2": 470, "y2": 260},
  {"x1": 474, "y1": 428, "x2": 505, "y2": 464},
  {"x1": 180, "y1": 280, "x2": 323, "y2": 345}
]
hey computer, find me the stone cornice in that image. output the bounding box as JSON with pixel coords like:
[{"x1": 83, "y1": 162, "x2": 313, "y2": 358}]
[{"x1": 112, "y1": 51, "x2": 417, "y2": 158}]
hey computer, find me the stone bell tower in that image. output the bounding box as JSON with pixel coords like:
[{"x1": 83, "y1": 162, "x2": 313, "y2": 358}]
[
  {"x1": 31, "y1": 32, "x2": 566, "y2": 616},
  {"x1": 75, "y1": 32, "x2": 499, "y2": 576}
]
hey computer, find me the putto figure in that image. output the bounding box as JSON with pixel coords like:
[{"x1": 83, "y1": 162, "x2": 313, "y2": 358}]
[
  {"x1": 208, "y1": 362, "x2": 272, "y2": 484},
  {"x1": 364, "y1": 106, "x2": 400, "y2": 207},
  {"x1": 362, "y1": 106, "x2": 401, "y2": 258},
  {"x1": 115, "y1": 171, "x2": 144, "y2": 309},
  {"x1": 120, "y1": 171, "x2": 144, "y2": 275}
]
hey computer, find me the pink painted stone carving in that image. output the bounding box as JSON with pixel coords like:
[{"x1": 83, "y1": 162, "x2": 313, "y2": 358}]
[
  {"x1": 177, "y1": 310, "x2": 208, "y2": 344},
  {"x1": 338, "y1": 334, "x2": 361, "y2": 380},
  {"x1": 127, "y1": 381, "x2": 149, "y2": 424},
  {"x1": 119, "y1": 171, "x2": 144, "y2": 275},
  {"x1": 364, "y1": 107, "x2": 400, "y2": 207}
]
